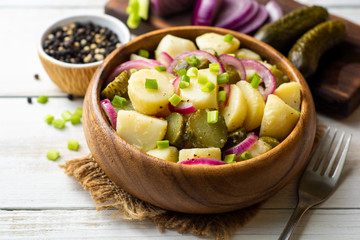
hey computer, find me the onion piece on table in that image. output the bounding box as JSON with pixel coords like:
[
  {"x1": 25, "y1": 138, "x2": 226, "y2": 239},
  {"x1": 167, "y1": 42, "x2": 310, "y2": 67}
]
[
  {"x1": 151, "y1": 0, "x2": 195, "y2": 17},
  {"x1": 214, "y1": 0, "x2": 253, "y2": 29},
  {"x1": 158, "y1": 51, "x2": 173, "y2": 67},
  {"x1": 179, "y1": 158, "x2": 227, "y2": 165},
  {"x1": 106, "y1": 59, "x2": 163, "y2": 84},
  {"x1": 239, "y1": 59, "x2": 276, "y2": 100},
  {"x1": 219, "y1": 54, "x2": 246, "y2": 80},
  {"x1": 168, "y1": 101, "x2": 196, "y2": 115},
  {"x1": 236, "y1": 5, "x2": 269, "y2": 34},
  {"x1": 167, "y1": 50, "x2": 225, "y2": 74},
  {"x1": 231, "y1": 0, "x2": 260, "y2": 30},
  {"x1": 223, "y1": 132, "x2": 258, "y2": 157},
  {"x1": 265, "y1": 0, "x2": 283, "y2": 23},
  {"x1": 192, "y1": 0, "x2": 223, "y2": 26},
  {"x1": 100, "y1": 99, "x2": 117, "y2": 129}
]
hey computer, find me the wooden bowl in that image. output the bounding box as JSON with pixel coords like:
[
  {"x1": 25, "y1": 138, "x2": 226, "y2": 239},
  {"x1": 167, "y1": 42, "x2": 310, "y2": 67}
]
[
  {"x1": 38, "y1": 14, "x2": 130, "y2": 96},
  {"x1": 83, "y1": 26, "x2": 317, "y2": 214}
]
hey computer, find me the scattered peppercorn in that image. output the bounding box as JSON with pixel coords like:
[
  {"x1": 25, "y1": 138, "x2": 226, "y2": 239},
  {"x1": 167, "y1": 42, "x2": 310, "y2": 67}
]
[
  {"x1": 43, "y1": 21, "x2": 121, "y2": 64},
  {"x1": 27, "y1": 97, "x2": 32, "y2": 104},
  {"x1": 34, "y1": 74, "x2": 40, "y2": 80},
  {"x1": 67, "y1": 94, "x2": 74, "y2": 100}
]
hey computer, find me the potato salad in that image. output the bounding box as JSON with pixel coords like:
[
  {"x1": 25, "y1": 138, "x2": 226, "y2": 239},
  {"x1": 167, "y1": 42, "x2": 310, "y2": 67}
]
[{"x1": 100, "y1": 32, "x2": 301, "y2": 165}]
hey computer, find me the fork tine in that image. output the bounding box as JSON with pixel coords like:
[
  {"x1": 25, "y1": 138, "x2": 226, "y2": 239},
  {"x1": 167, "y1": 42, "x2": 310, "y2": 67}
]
[
  {"x1": 331, "y1": 133, "x2": 352, "y2": 180},
  {"x1": 316, "y1": 128, "x2": 337, "y2": 174},
  {"x1": 307, "y1": 127, "x2": 331, "y2": 170},
  {"x1": 324, "y1": 131, "x2": 344, "y2": 177}
]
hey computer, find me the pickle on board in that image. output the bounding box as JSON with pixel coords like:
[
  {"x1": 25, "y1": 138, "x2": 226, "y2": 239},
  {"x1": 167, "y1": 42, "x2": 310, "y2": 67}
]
[
  {"x1": 100, "y1": 71, "x2": 130, "y2": 100},
  {"x1": 186, "y1": 109, "x2": 228, "y2": 148},
  {"x1": 288, "y1": 20, "x2": 347, "y2": 78},
  {"x1": 254, "y1": 6, "x2": 329, "y2": 54},
  {"x1": 164, "y1": 112, "x2": 186, "y2": 148}
]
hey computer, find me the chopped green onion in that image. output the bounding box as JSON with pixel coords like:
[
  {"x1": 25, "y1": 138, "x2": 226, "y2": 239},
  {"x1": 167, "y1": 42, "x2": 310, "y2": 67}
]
[
  {"x1": 217, "y1": 72, "x2": 229, "y2": 85},
  {"x1": 129, "y1": 68, "x2": 137, "y2": 75},
  {"x1": 207, "y1": 110, "x2": 218, "y2": 124},
  {"x1": 250, "y1": 72, "x2": 262, "y2": 88},
  {"x1": 61, "y1": 110, "x2": 72, "y2": 121},
  {"x1": 185, "y1": 55, "x2": 200, "y2": 67},
  {"x1": 126, "y1": 0, "x2": 149, "y2": 29},
  {"x1": 198, "y1": 74, "x2": 208, "y2": 84},
  {"x1": 112, "y1": 95, "x2": 127, "y2": 108},
  {"x1": 240, "y1": 151, "x2": 253, "y2": 160},
  {"x1": 295, "y1": 108, "x2": 301, "y2": 115},
  {"x1": 169, "y1": 94, "x2": 182, "y2": 106},
  {"x1": 138, "y1": 49, "x2": 149, "y2": 58},
  {"x1": 180, "y1": 75, "x2": 190, "y2": 83},
  {"x1": 44, "y1": 114, "x2": 54, "y2": 124},
  {"x1": 70, "y1": 114, "x2": 81, "y2": 125},
  {"x1": 157, "y1": 140, "x2": 169, "y2": 149},
  {"x1": 224, "y1": 154, "x2": 236, "y2": 163},
  {"x1": 179, "y1": 81, "x2": 190, "y2": 89},
  {"x1": 187, "y1": 67, "x2": 198, "y2": 77},
  {"x1": 47, "y1": 149, "x2": 60, "y2": 161},
  {"x1": 227, "y1": 53, "x2": 236, "y2": 57},
  {"x1": 68, "y1": 139, "x2": 79, "y2": 151},
  {"x1": 224, "y1": 34, "x2": 234, "y2": 43},
  {"x1": 145, "y1": 78, "x2": 158, "y2": 90},
  {"x1": 73, "y1": 107, "x2": 83, "y2": 117},
  {"x1": 37, "y1": 95, "x2": 48, "y2": 104},
  {"x1": 127, "y1": 13, "x2": 141, "y2": 29},
  {"x1": 177, "y1": 68, "x2": 187, "y2": 76},
  {"x1": 201, "y1": 81, "x2": 216, "y2": 92},
  {"x1": 52, "y1": 119, "x2": 66, "y2": 129},
  {"x1": 126, "y1": 0, "x2": 140, "y2": 14},
  {"x1": 155, "y1": 65, "x2": 166, "y2": 72},
  {"x1": 209, "y1": 63, "x2": 220, "y2": 73},
  {"x1": 218, "y1": 90, "x2": 227, "y2": 102},
  {"x1": 237, "y1": 55, "x2": 243, "y2": 59}
]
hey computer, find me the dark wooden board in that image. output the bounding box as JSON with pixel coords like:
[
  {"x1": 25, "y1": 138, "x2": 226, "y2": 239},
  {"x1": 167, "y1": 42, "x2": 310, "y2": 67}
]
[{"x1": 105, "y1": 0, "x2": 360, "y2": 118}]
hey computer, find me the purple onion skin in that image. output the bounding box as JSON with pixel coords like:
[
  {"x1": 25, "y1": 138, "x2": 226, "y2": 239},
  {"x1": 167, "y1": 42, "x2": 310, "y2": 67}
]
[
  {"x1": 192, "y1": 0, "x2": 223, "y2": 26},
  {"x1": 214, "y1": 0, "x2": 253, "y2": 29}
]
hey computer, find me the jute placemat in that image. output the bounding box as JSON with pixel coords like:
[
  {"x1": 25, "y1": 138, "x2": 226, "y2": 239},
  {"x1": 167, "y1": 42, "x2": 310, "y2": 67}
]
[{"x1": 61, "y1": 125, "x2": 324, "y2": 240}]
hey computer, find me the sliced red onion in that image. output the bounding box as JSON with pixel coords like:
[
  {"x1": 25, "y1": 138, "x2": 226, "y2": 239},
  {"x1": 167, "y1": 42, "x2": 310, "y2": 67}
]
[
  {"x1": 239, "y1": 59, "x2": 276, "y2": 100},
  {"x1": 179, "y1": 158, "x2": 227, "y2": 166},
  {"x1": 168, "y1": 101, "x2": 196, "y2": 115},
  {"x1": 167, "y1": 50, "x2": 225, "y2": 74},
  {"x1": 192, "y1": 0, "x2": 222, "y2": 26},
  {"x1": 231, "y1": 0, "x2": 259, "y2": 30},
  {"x1": 106, "y1": 59, "x2": 163, "y2": 84},
  {"x1": 172, "y1": 75, "x2": 181, "y2": 94},
  {"x1": 219, "y1": 54, "x2": 246, "y2": 80},
  {"x1": 236, "y1": 5, "x2": 269, "y2": 34},
  {"x1": 223, "y1": 132, "x2": 258, "y2": 157},
  {"x1": 158, "y1": 51, "x2": 173, "y2": 67},
  {"x1": 265, "y1": 1, "x2": 283, "y2": 23},
  {"x1": 151, "y1": 0, "x2": 194, "y2": 17},
  {"x1": 100, "y1": 99, "x2": 117, "y2": 129},
  {"x1": 214, "y1": 0, "x2": 253, "y2": 29}
]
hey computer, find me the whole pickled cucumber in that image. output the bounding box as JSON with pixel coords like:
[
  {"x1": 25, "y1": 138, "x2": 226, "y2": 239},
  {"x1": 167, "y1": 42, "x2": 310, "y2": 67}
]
[
  {"x1": 100, "y1": 71, "x2": 130, "y2": 100},
  {"x1": 164, "y1": 112, "x2": 186, "y2": 148},
  {"x1": 254, "y1": 6, "x2": 329, "y2": 54},
  {"x1": 288, "y1": 20, "x2": 347, "y2": 78},
  {"x1": 186, "y1": 109, "x2": 228, "y2": 148}
]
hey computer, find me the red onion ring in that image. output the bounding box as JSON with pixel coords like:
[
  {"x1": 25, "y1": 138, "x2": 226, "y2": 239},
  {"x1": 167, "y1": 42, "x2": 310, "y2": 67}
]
[
  {"x1": 168, "y1": 101, "x2": 196, "y2": 115},
  {"x1": 219, "y1": 54, "x2": 246, "y2": 80},
  {"x1": 100, "y1": 99, "x2": 117, "y2": 129},
  {"x1": 158, "y1": 51, "x2": 173, "y2": 67},
  {"x1": 223, "y1": 132, "x2": 258, "y2": 157},
  {"x1": 179, "y1": 158, "x2": 227, "y2": 165}
]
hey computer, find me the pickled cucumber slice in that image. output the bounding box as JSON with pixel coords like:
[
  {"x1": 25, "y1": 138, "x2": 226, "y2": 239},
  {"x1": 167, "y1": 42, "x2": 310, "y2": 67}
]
[
  {"x1": 254, "y1": 6, "x2": 329, "y2": 54},
  {"x1": 259, "y1": 136, "x2": 280, "y2": 148},
  {"x1": 223, "y1": 127, "x2": 247, "y2": 150},
  {"x1": 288, "y1": 20, "x2": 347, "y2": 78},
  {"x1": 271, "y1": 66, "x2": 289, "y2": 88},
  {"x1": 164, "y1": 112, "x2": 186, "y2": 148},
  {"x1": 101, "y1": 71, "x2": 130, "y2": 100},
  {"x1": 186, "y1": 109, "x2": 228, "y2": 148}
]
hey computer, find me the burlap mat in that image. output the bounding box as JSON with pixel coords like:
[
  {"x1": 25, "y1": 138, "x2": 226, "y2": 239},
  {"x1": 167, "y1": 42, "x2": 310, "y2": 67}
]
[{"x1": 61, "y1": 125, "x2": 325, "y2": 240}]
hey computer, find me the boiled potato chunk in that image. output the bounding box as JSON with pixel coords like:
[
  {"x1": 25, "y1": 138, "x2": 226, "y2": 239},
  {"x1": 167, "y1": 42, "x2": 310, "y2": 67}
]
[
  {"x1": 236, "y1": 48, "x2": 262, "y2": 61},
  {"x1": 117, "y1": 110, "x2": 167, "y2": 152},
  {"x1": 147, "y1": 146, "x2": 179, "y2": 163},
  {"x1": 274, "y1": 82, "x2": 301, "y2": 111},
  {"x1": 260, "y1": 94, "x2": 300, "y2": 141},
  {"x1": 155, "y1": 34, "x2": 197, "y2": 60},
  {"x1": 196, "y1": 33, "x2": 240, "y2": 55},
  {"x1": 180, "y1": 68, "x2": 218, "y2": 109},
  {"x1": 220, "y1": 84, "x2": 248, "y2": 132},
  {"x1": 128, "y1": 69, "x2": 175, "y2": 115},
  {"x1": 247, "y1": 139, "x2": 272, "y2": 158},
  {"x1": 178, "y1": 147, "x2": 221, "y2": 162},
  {"x1": 130, "y1": 53, "x2": 148, "y2": 61},
  {"x1": 236, "y1": 80, "x2": 265, "y2": 131}
]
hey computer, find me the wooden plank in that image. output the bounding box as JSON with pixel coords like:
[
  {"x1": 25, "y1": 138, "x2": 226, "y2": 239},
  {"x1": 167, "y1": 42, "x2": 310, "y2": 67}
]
[{"x1": 2, "y1": 209, "x2": 360, "y2": 239}]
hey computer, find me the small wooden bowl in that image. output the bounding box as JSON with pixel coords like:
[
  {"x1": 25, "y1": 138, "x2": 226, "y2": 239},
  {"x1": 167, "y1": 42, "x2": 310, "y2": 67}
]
[
  {"x1": 83, "y1": 26, "x2": 317, "y2": 214},
  {"x1": 38, "y1": 14, "x2": 130, "y2": 96}
]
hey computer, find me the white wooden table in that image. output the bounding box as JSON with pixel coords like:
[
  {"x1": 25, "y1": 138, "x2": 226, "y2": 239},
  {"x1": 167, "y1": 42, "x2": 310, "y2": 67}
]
[{"x1": 0, "y1": 0, "x2": 359, "y2": 239}]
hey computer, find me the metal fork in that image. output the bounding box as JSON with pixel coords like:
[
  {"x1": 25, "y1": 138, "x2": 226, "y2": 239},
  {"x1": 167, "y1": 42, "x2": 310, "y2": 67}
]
[{"x1": 279, "y1": 127, "x2": 352, "y2": 240}]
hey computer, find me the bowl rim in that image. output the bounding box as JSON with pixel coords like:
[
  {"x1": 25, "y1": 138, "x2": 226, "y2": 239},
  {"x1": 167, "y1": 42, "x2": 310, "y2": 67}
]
[
  {"x1": 38, "y1": 13, "x2": 130, "y2": 68},
  {"x1": 91, "y1": 25, "x2": 315, "y2": 172}
]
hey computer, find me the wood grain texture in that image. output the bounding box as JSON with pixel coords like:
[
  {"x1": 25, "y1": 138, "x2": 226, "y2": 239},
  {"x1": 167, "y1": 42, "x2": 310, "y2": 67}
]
[{"x1": 83, "y1": 26, "x2": 316, "y2": 214}]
